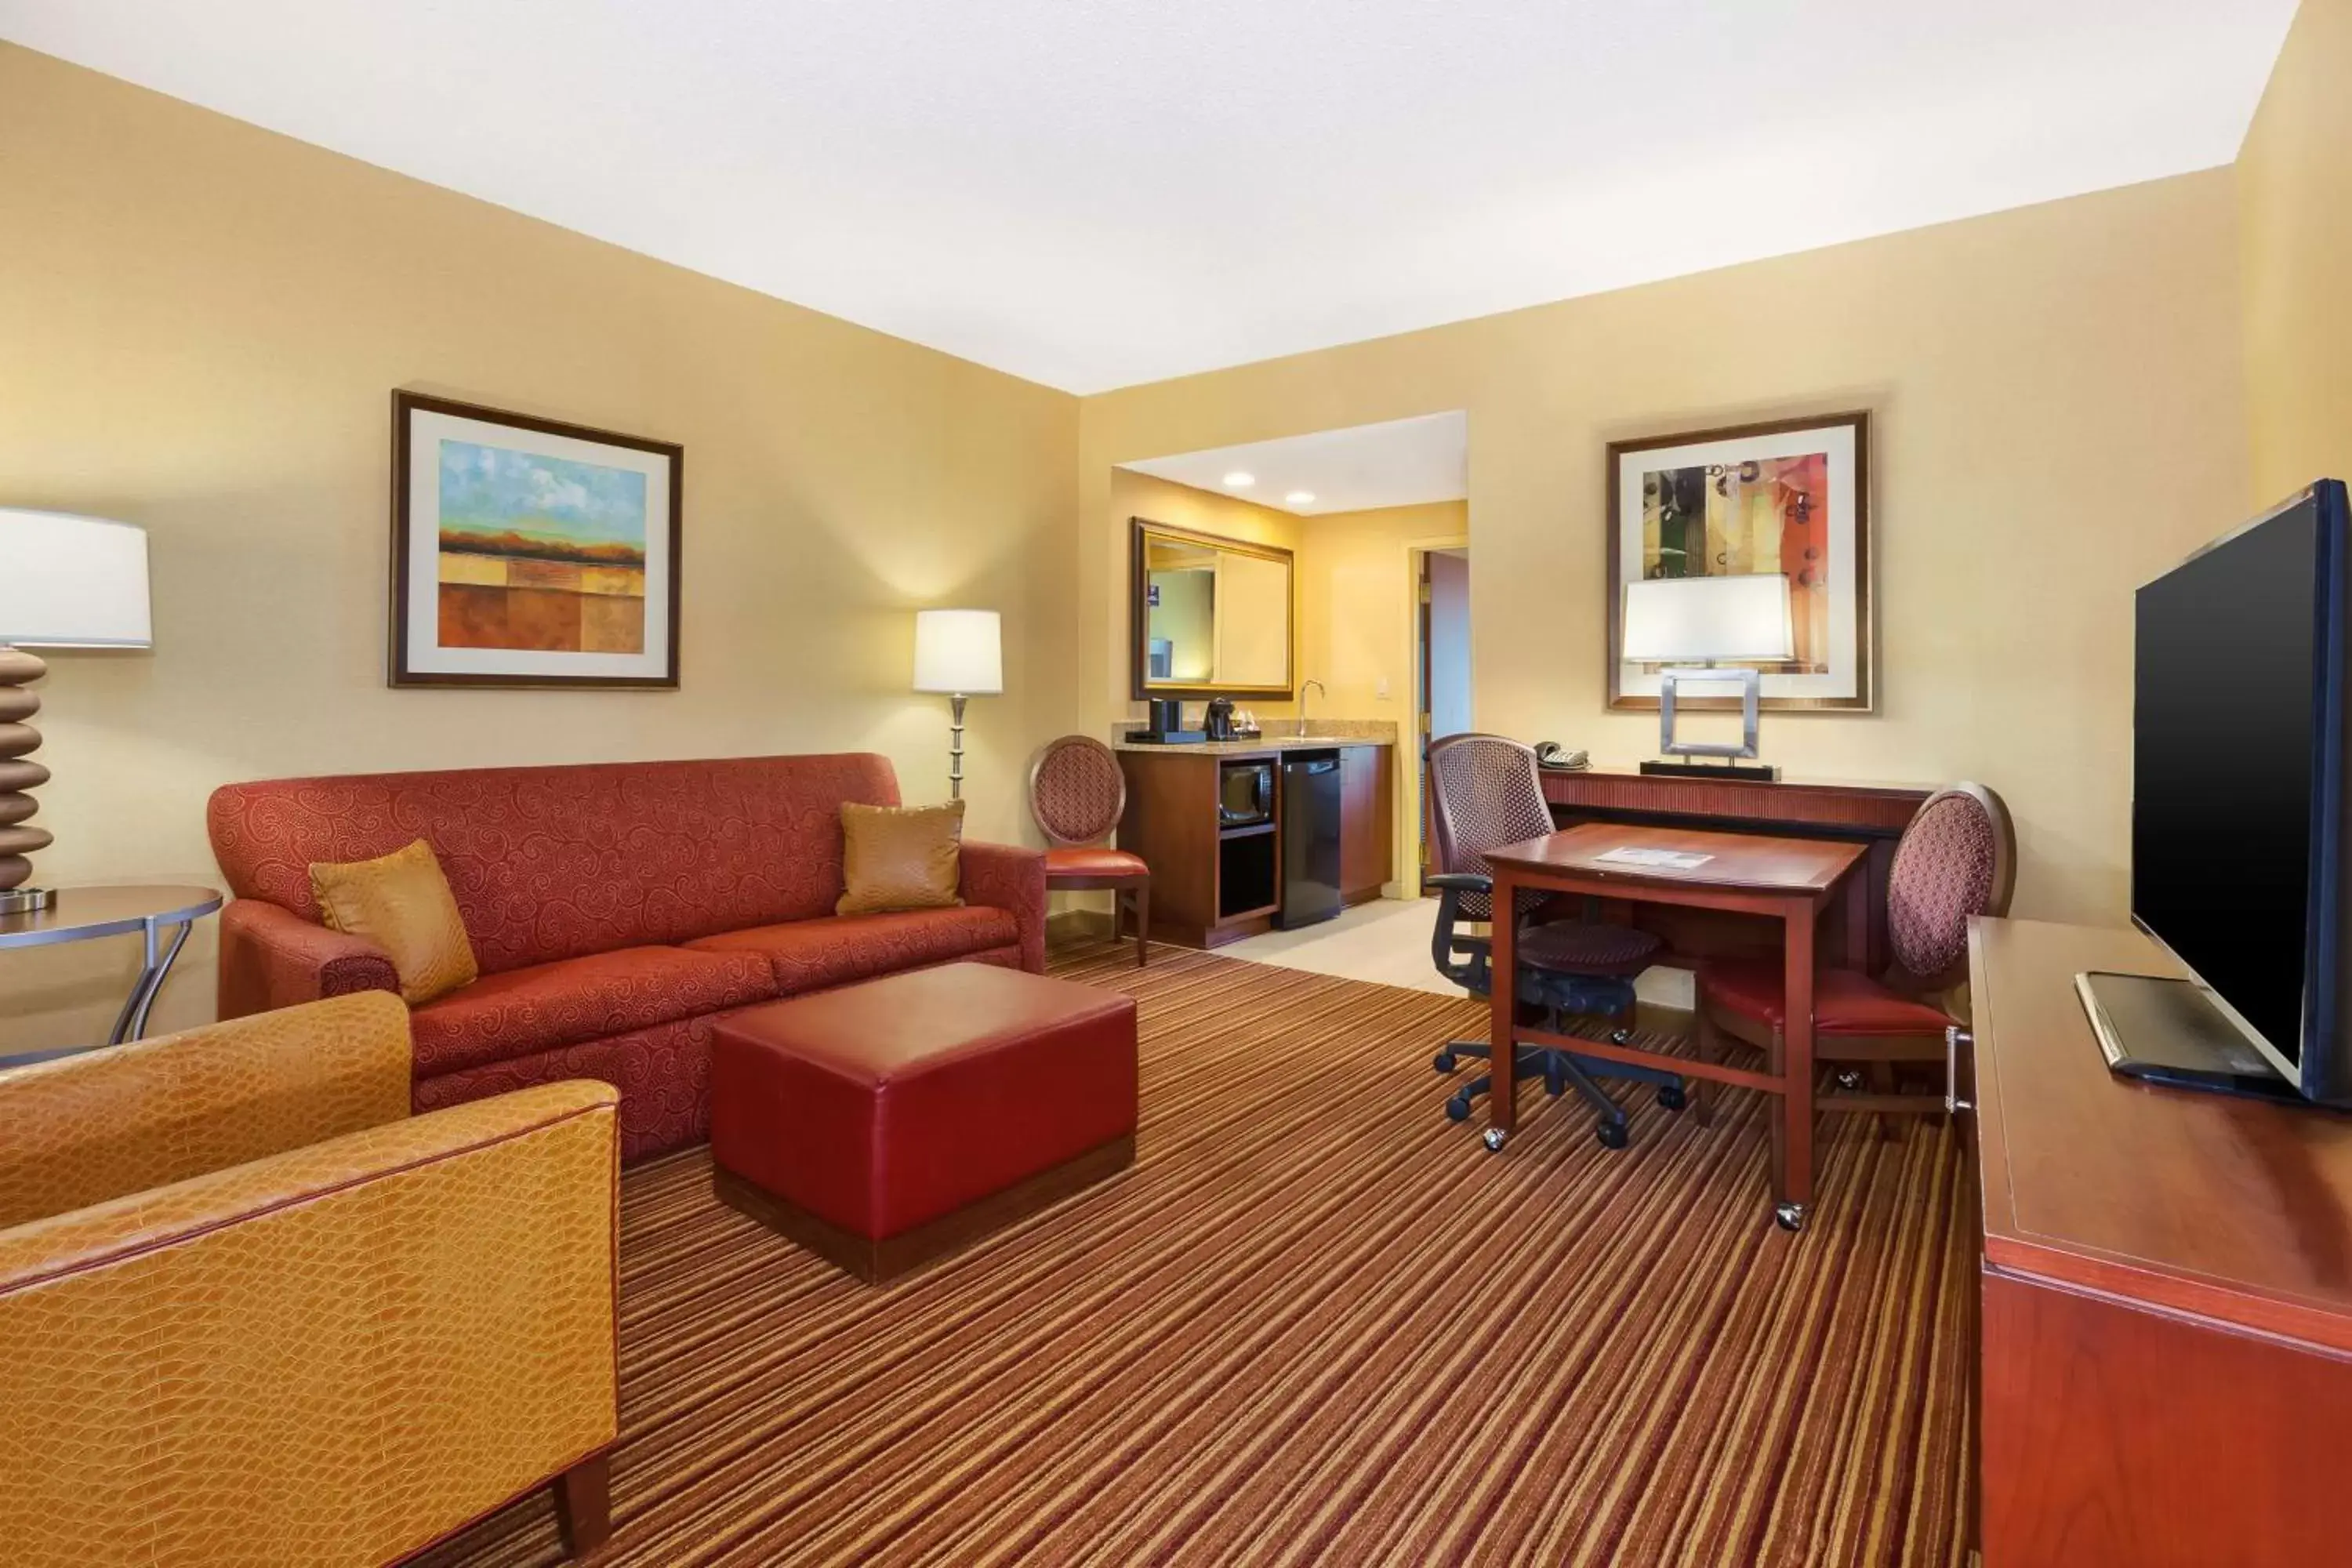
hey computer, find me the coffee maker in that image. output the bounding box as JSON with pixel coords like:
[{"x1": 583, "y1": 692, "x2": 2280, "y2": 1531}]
[
  {"x1": 1203, "y1": 696, "x2": 1239, "y2": 742},
  {"x1": 1136, "y1": 697, "x2": 1205, "y2": 745}
]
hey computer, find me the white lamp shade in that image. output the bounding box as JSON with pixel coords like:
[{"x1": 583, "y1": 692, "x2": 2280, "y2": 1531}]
[
  {"x1": 1621, "y1": 575, "x2": 1793, "y2": 663},
  {"x1": 913, "y1": 608, "x2": 1002, "y2": 695},
  {"x1": 0, "y1": 510, "x2": 152, "y2": 648}
]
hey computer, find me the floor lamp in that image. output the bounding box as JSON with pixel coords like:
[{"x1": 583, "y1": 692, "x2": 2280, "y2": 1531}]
[
  {"x1": 0, "y1": 509, "x2": 154, "y2": 912},
  {"x1": 913, "y1": 609, "x2": 1002, "y2": 801}
]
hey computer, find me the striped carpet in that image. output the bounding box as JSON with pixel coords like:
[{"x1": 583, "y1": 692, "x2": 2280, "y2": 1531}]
[{"x1": 419, "y1": 942, "x2": 1973, "y2": 1568}]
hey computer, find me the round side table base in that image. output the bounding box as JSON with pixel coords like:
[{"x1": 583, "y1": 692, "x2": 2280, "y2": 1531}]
[{"x1": 0, "y1": 887, "x2": 57, "y2": 914}]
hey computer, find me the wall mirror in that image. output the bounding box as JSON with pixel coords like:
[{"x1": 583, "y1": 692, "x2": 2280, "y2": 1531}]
[{"x1": 1130, "y1": 518, "x2": 1295, "y2": 699}]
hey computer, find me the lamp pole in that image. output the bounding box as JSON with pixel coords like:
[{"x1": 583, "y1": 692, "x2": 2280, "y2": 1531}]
[
  {"x1": 948, "y1": 692, "x2": 968, "y2": 800},
  {"x1": 912, "y1": 608, "x2": 1000, "y2": 805}
]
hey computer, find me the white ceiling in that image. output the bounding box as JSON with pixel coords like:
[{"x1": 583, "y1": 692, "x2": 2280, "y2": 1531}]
[
  {"x1": 0, "y1": 2, "x2": 2299, "y2": 394},
  {"x1": 1125, "y1": 413, "x2": 1467, "y2": 517}
]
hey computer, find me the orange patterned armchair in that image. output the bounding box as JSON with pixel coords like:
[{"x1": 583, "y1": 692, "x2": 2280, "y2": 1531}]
[{"x1": 0, "y1": 992, "x2": 619, "y2": 1566}]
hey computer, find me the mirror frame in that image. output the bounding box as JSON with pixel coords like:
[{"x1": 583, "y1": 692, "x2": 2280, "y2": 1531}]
[{"x1": 1129, "y1": 517, "x2": 1297, "y2": 701}]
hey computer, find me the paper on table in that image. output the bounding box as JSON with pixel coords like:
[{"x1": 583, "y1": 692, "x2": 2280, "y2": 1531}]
[{"x1": 1595, "y1": 846, "x2": 1715, "y2": 869}]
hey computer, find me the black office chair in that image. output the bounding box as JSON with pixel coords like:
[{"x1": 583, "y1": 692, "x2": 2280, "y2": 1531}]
[{"x1": 1426, "y1": 733, "x2": 1686, "y2": 1150}]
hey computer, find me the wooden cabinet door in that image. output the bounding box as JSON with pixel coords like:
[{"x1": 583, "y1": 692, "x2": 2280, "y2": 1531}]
[{"x1": 1338, "y1": 747, "x2": 1393, "y2": 902}]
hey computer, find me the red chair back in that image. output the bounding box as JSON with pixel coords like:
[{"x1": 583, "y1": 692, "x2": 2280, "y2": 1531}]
[
  {"x1": 1886, "y1": 782, "x2": 2016, "y2": 987},
  {"x1": 1027, "y1": 736, "x2": 1127, "y2": 847},
  {"x1": 1426, "y1": 734, "x2": 1555, "y2": 921}
]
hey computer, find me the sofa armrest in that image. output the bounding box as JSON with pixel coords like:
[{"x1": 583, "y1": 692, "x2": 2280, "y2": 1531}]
[
  {"x1": 0, "y1": 991, "x2": 415, "y2": 1232},
  {"x1": 0, "y1": 1080, "x2": 619, "y2": 1568},
  {"x1": 960, "y1": 839, "x2": 1047, "y2": 973},
  {"x1": 216, "y1": 897, "x2": 401, "y2": 1020}
]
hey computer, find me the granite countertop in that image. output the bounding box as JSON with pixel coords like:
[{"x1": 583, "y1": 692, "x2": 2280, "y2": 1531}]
[{"x1": 1111, "y1": 720, "x2": 1398, "y2": 755}]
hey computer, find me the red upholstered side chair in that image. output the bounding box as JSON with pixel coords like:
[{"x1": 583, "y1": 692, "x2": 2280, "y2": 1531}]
[
  {"x1": 1694, "y1": 782, "x2": 2016, "y2": 1127},
  {"x1": 1029, "y1": 735, "x2": 1150, "y2": 967}
]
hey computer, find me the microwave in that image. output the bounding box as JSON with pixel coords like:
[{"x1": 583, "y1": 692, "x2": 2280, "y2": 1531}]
[{"x1": 1218, "y1": 760, "x2": 1275, "y2": 826}]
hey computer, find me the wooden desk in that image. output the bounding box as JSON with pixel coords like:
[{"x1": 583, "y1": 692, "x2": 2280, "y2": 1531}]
[
  {"x1": 1486, "y1": 822, "x2": 1865, "y2": 1229},
  {"x1": 1541, "y1": 767, "x2": 1929, "y2": 974},
  {"x1": 1967, "y1": 918, "x2": 2352, "y2": 1566}
]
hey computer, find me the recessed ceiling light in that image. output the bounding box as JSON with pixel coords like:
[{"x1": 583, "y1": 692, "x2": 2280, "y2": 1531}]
[
  {"x1": 1286, "y1": 491, "x2": 1316, "y2": 506},
  {"x1": 1223, "y1": 471, "x2": 1254, "y2": 488}
]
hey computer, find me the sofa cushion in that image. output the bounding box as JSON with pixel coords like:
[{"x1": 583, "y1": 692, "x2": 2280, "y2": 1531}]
[
  {"x1": 837, "y1": 800, "x2": 965, "y2": 915},
  {"x1": 309, "y1": 837, "x2": 479, "y2": 1005},
  {"x1": 409, "y1": 946, "x2": 773, "y2": 1078},
  {"x1": 686, "y1": 907, "x2": 1018, "y2": 996},
  {"x1": 208, "y1": 753, "x2": 904, "y2": 974}
]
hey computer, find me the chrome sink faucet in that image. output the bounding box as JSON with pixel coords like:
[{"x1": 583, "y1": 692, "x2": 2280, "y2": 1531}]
[{"x1": 1296, "y1": 678, "x2": 1326, "y2": 736}]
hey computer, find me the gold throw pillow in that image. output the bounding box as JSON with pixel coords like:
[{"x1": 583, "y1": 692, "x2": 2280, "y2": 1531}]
[
  {"x1": 837, "y1": 800, "x2": 966, "y2": 915},
  {"x1": 309, "y1": 838, "x2": 480, "y2": 1006}
]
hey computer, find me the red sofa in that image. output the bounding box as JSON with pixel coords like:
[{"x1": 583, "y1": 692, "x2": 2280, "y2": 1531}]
[{"x1": 207, "y1": 753, "x2": 1046, "y2": 1160}]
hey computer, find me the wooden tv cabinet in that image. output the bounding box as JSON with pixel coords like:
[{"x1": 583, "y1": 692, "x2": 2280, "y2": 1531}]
[{"x1": 1965, "y1": 918, "x2": 2352, "y2": 1566}]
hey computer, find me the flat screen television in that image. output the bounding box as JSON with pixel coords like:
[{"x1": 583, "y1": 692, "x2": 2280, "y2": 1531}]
[{"x1": 2129, "y1": 478, "x2": 2352, "y2": 1105}]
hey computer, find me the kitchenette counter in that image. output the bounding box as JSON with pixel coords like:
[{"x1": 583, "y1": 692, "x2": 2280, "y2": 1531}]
[
  {"x1": 1110, "y1": 720, "x2": 1398, "y2": 755},
  {"x1": 1112, "y1": 724, "x2": 1398, "y2": 947}
]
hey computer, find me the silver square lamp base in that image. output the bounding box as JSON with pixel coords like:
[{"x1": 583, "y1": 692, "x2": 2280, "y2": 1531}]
[{"x1": 1639, "y1": 666, "x2": 1780, "y2": 782}]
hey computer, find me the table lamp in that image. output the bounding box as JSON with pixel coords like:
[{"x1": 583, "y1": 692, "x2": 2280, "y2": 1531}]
[
  {"x1": 913, "y1": 608, "x2": 1002, "y2": 800},
  {"x1": 1621, "y1": 574, "x2": 1792, "y2": 782},
  {"x1": 0, "y1": 509, "x2": 153, "y2": 912}
]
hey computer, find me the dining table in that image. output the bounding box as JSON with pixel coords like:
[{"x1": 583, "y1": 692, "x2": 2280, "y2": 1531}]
[{"x1": 1482, "y1": 820, "x2": 1867, "y2": 1231}]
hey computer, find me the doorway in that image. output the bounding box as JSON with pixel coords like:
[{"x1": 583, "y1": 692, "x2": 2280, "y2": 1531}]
[{"x1": 1415, "y1": 546, "x2": 1472, "y2": 884}]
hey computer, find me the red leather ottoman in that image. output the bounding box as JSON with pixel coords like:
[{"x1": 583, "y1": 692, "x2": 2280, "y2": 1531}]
[{"x1": 710, "y1": 962, "x2": 1138, "y2": 1283}]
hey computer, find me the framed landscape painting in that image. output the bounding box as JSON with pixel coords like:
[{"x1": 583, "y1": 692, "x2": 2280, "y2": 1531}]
[
  {"x1": 1605, "y1": 410, "x2": 1872, "y2": 713},
  {"x1": 390, "y1": 391, "x2": 682, "y2": 688}
]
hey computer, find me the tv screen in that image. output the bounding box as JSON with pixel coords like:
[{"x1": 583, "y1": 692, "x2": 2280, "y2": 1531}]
[{"x1": 2132, "y1": 488, "x2": 2342, "y2": 1083}]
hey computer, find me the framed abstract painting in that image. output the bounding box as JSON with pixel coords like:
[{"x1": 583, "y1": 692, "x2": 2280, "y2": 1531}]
[
  {"x1": 390, "y1": 391, "x2": 682, "y2": 688},
  {"x1": 1605, "y1": 410, "x2": 1873, "y2": 713}
]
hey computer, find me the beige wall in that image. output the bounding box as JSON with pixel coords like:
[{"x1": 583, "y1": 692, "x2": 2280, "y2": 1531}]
[
  {"x1": 1294, "y1": 501, "x2": 1468, "y2": 887},
  {"x1": 2240, "y1": 0, "x2": 2352, "y2": 501},
  {"x1": 1296, "y1": 502, "x2": 1468, "y2": 731},
  {"x1": 0, "y1": 45, "x2": 1079, "y2": 1051},
  {"x1": 1081, "y1": 172, "x2": 2252, "y2": 928}
]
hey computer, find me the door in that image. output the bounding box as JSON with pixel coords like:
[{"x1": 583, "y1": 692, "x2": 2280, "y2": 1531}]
[{"x1": 1417, "y1": 548, "x2": 1472, "y2": 882}]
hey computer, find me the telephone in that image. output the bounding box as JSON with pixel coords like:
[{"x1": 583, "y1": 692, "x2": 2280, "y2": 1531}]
[{"x1": 1534, "y1": 742, "x2": 1590, "y2": 772}]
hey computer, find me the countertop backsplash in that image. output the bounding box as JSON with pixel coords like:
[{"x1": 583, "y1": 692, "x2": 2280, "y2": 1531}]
[{"x1": 1111, "y1": 717, "x2": 1399, "y2": 753}]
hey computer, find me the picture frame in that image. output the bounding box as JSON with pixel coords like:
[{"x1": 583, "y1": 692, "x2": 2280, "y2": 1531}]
[
  {"x1": 1605, "y1": 410, "x2": 1873, "y2": 713},
  {"x1": 390, "y1": 390, "x2": 683, "y2": 688}
]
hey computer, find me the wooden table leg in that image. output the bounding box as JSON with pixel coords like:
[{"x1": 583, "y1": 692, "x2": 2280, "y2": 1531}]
[
  {"x1": 1842, "y1": 862, "x2": 1871, "y2": 972},
  {"x1": 1773, "y1": 898, "x2": 1817, "y2": 1229},
  {"x1": 1485, "y1": 869, "x2": 1519, "y2": 1151}
]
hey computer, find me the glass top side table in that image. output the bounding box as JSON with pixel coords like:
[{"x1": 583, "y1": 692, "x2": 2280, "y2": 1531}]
[{"x1": 0, "y1": 884, "x2": 224, "y2": 1053}]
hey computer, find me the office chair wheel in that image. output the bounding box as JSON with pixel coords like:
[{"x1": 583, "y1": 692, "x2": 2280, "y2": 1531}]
[
  {"x1": 1482, "y1": 1127, "x2": 1508, "y2": 1152},
  {"x1": 1657, "y1": 1084, "x2": 1687, "y2": 1112},
  {"x1": 1596, "y1": 1119, "x2": 1630, "y2": 1151},
  {"x1": 1434, "y1": 1050, "x2": 1457, "y2": 1073},
  {"x1": 1835, "y1": 1069, "x2": 1864, "y2": 1091},
  {"x1": 1445, "y1": 1092, "x2": 1472, "y2": 1123},
  {"x1": 1774, "y1": 1202, "x2": 1808, "y2": 1233},
  {"x1": 1610, "y1": 1028, "x2": 1633, "y2": 1045}
]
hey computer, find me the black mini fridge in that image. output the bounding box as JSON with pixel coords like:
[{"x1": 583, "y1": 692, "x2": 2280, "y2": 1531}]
[{"x1": 1276, "y1": 752, "x2": 1344, "y2": 929}]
